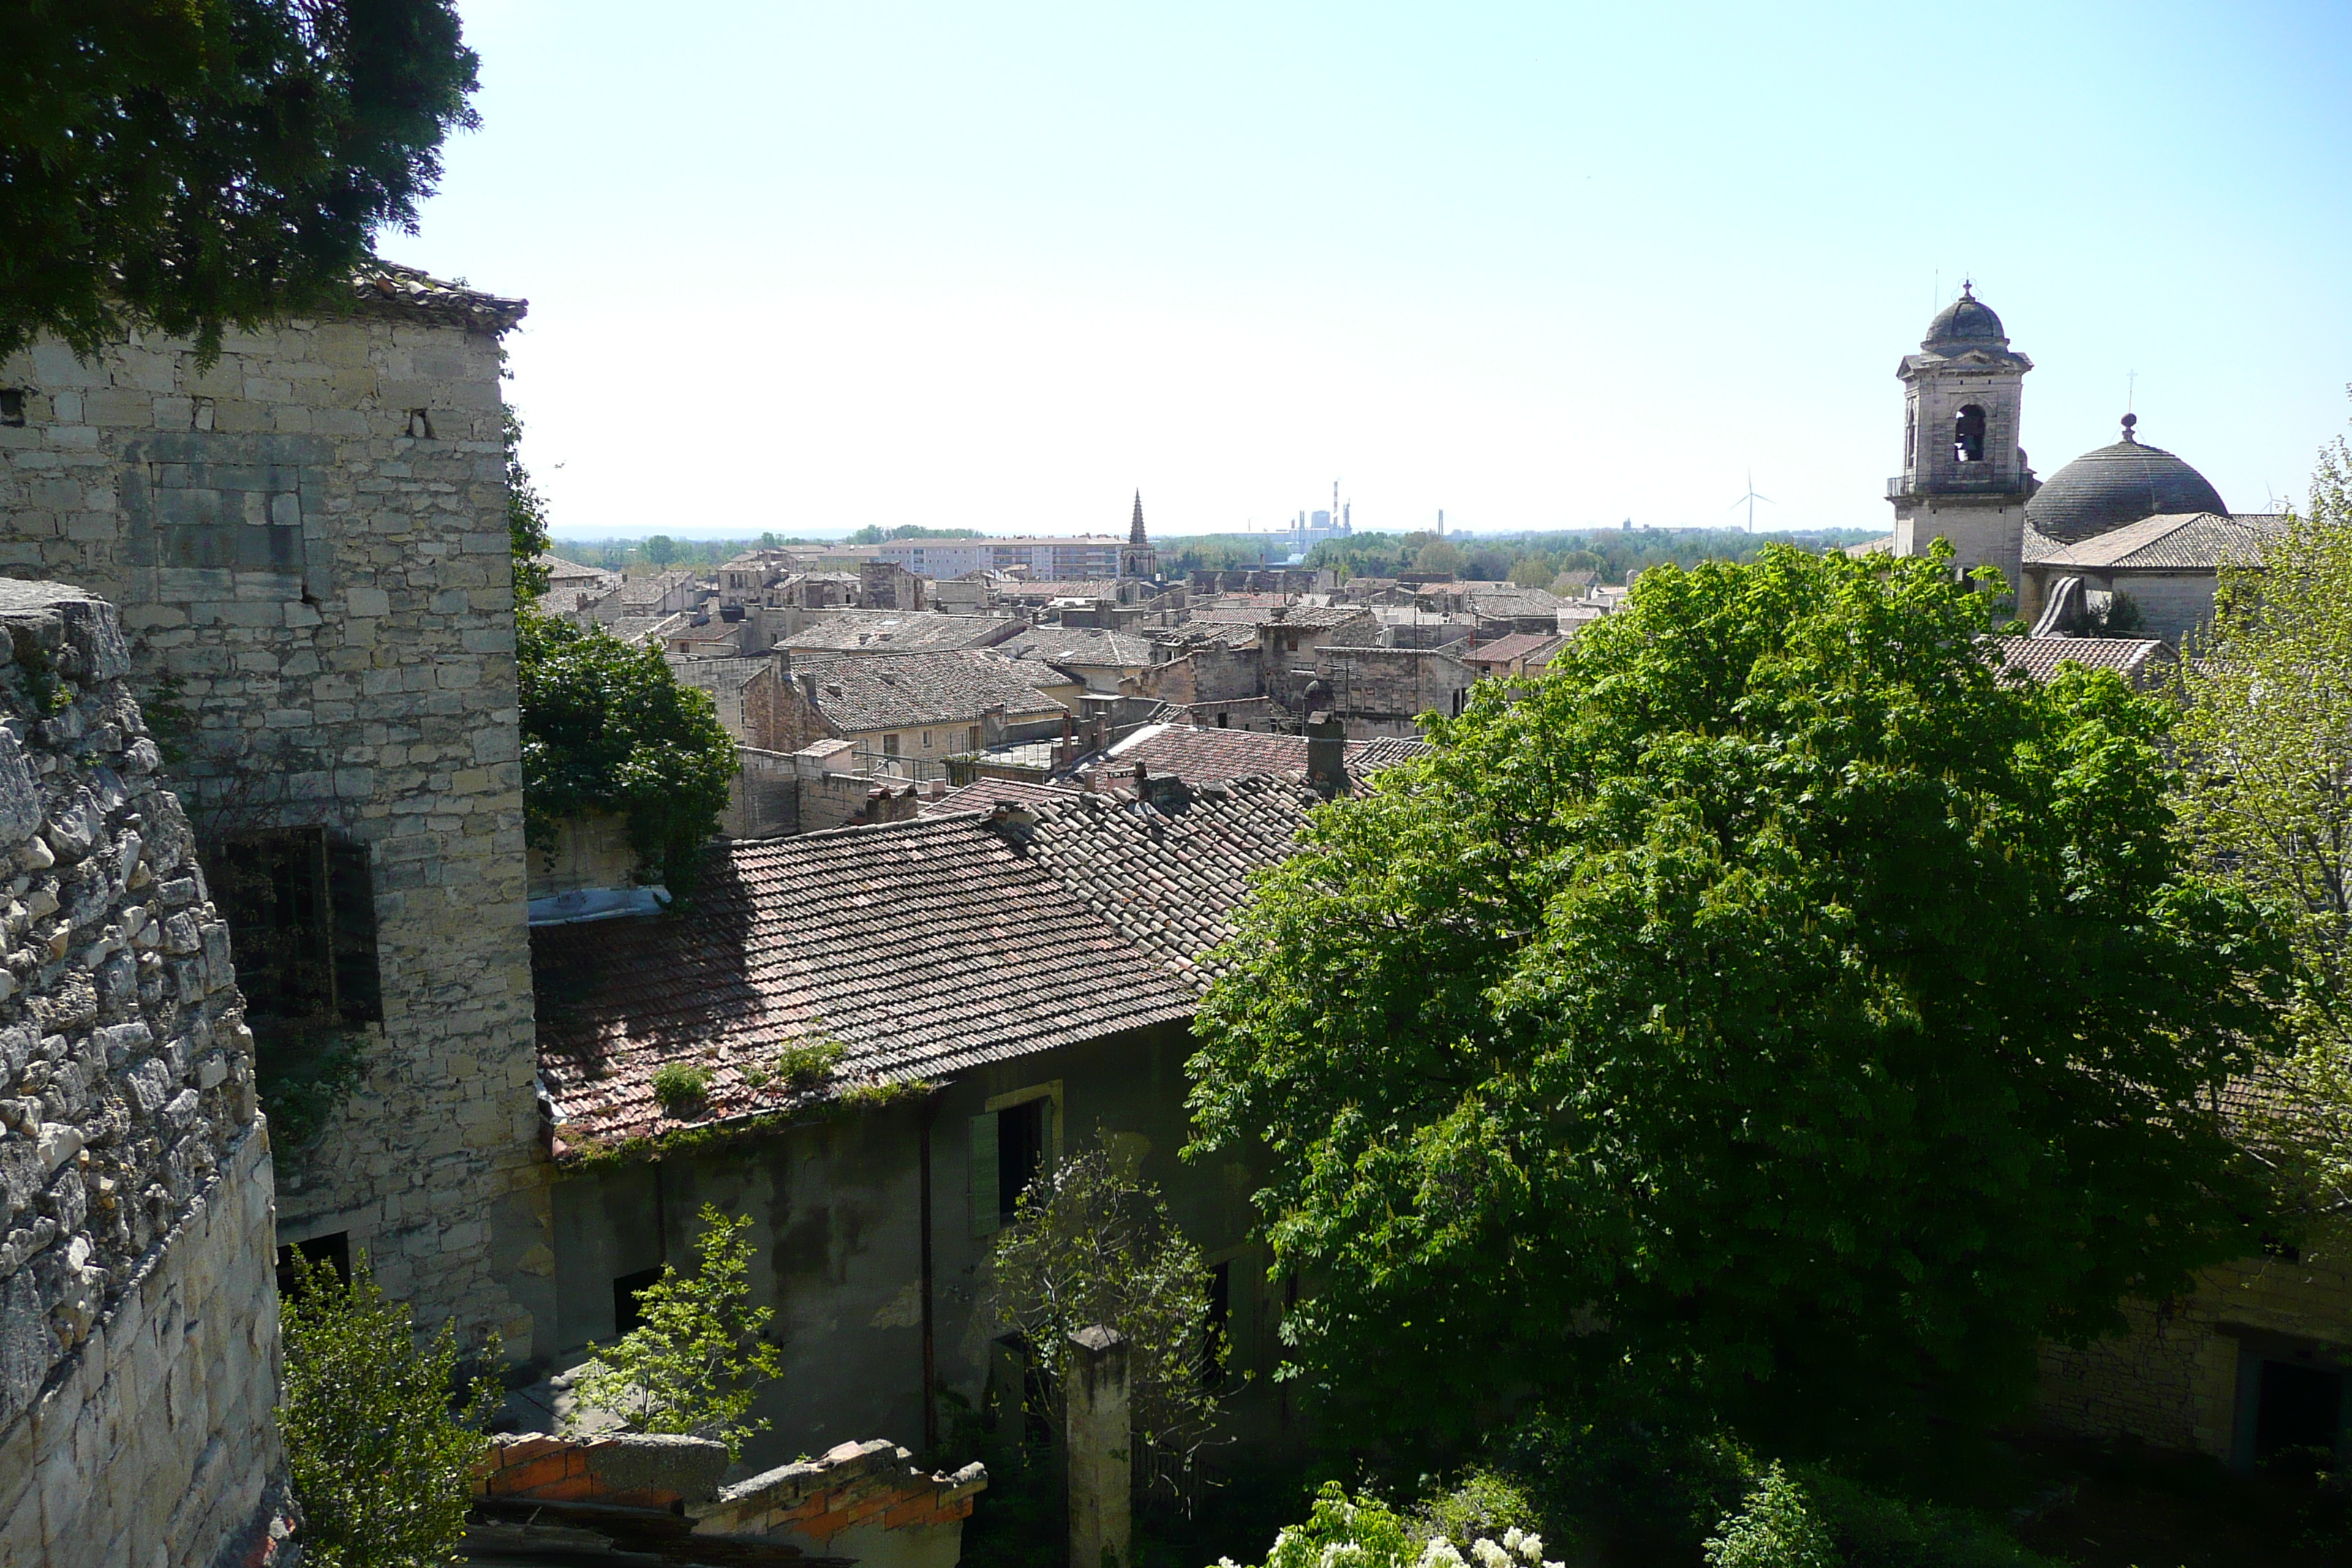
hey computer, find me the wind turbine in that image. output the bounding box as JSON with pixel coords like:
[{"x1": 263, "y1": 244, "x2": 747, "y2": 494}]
[{"x1": 1728, "y1": 470, "x2": 1775, "y2": 533}]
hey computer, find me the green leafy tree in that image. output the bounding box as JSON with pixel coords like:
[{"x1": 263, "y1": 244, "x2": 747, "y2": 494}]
[
  {"x1": 568, "y1": 1205, "x2": 783, "y2": 1460},
  {"x1": 505, "y1": 407, "x2": 551, "y2": 603},
  {"x1": 643, "y1": 535, "x2": 681, "y2": 570},
  {"x1": 1186, "y1": 542, "x2": 2287, "y2": 1460},
  {"x1": 516, "y1": 611, "x2": 737, "y2": 894},
  {"x1": 1411, "y1": 538, "x2": 1466, "y2": 577},
  {"x1": 987, "y1": 1139, "x2": 1229, "y2": 1492},
  {"x1": 2173, "y1": 411, "x2": 2352, "y2": 1199},
  {"x1": 2, "y1": 0, "x2": 479, "y2": 360},
  {"x1": 279, "y1": 1250, "x2": 500, "y2": 1568}
]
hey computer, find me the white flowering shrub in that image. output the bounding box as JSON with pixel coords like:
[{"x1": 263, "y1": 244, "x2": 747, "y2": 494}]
[{"x1": 1215, "y1": 1484, "x2": 1563, "y2": 1568}]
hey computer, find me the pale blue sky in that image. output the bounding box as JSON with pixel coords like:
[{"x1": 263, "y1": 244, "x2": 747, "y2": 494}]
[{"x1": 385, "y1": 1, "x2": 2352, "y2": 540}]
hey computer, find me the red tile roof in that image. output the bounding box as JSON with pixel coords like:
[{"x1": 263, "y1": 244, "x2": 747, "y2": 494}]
[
  {"x1": 532, "y1": 815, "x2": 1202, "y2": 1149},
  {"x1": 1096, "y1": 723, "x2": 1432, "y2": 788}
]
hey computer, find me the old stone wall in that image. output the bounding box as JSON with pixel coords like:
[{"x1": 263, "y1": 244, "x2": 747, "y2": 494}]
[
  {"x1": 1312, "y1": 645, "x2": 1474, "y2": 735},
  {"x1": 0, "y1": 582, "x2": 283, "y2": 1568},
  {"x1": 0, "y1": 303, "x2": 549, "y2": 1361},
  {"x1": 2036, "y1": 1222, "x2": 2352, "y2": 1462}
]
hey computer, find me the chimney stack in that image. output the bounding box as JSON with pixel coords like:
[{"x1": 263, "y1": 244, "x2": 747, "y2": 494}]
[{"x1": 1305, "y1": 710, "x2": 1348, "y2": 798}]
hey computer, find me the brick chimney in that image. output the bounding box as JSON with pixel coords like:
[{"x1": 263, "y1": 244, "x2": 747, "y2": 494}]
[{"x1": 1305, "y1": 710, "x2": 1347, "y2": 798}]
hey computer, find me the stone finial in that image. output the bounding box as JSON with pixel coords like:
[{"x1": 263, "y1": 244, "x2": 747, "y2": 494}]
[{"x1": 2121, "y1": 412, "x2": 2139, "y2": 443}]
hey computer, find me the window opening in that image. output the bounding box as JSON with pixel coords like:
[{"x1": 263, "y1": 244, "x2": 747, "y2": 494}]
[
  {"x1": 0, "y1": 390, "x2": 23, "y2": 428},
  {"x1": 1215, "y1": 712, "x2": 1229, "y2": 728},
  {"x1": 404, "y1": 408, "x2": 435, "y2": 440},
  {"x1": 275, "y1": 1231, "x2": 351, "y2": 1297},
  {"x1": 212, "y1": 828, "x2": 382, "y2": 1028},
  {"x1": 968, "y1": 726, "x2": 981, "y2": 751},
  {"x1": 1953, "y1": 404, "x2": 1987, "y2": 464},
  {"x1": 2255, "y1": 1360, "x2": 2342, "y2": 1460},
  {"x1": 1202, "y1": 1259, "x2": 1232, "y2": 1387},
  {"x1": 883, "y1": 733, "x2": 900, "y2": 757},
  {"x1": 998, "y1": 1097, "x2": 1047, "y2": 1222},
  {"x1": 613, "y1": 1265, "x2": 664, "y2": 1336}
]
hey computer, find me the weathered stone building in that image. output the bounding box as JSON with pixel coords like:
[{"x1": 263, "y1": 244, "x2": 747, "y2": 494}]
[
  {"x1": 0, "y1": 264, "x2": 549, "y2": 1359},
  {"x1": 0, "y1": 583, "x2": 282, "y2": 1568}
]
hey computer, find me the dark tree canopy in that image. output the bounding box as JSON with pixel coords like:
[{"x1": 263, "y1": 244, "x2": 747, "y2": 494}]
[
  {"x1": 1186, "y1": 543, "x2": 2287, "y2": 1460},
  {"x1": 1, "y1": 0, "x2": 480, "y2": 359},
  {"x1": 517, "y1": 614, "x2": 738, "y2": 898}
]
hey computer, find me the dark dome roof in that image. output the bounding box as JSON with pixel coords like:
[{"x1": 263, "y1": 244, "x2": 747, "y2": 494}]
[
  {"x1": 1923, "y1": 290, "x2": 2006, "y2": 348},
  {"x1": 2022, "y1": 418, "x2": 2228, "y2": 543}
]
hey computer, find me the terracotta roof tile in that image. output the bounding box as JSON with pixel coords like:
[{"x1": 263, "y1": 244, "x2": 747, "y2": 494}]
[{"x1": 793, "y1": 649, "x2": 1071, "y2": 733}]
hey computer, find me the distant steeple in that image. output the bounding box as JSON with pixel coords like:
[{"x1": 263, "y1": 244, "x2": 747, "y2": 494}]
[{"x1": 1129, "y1": 490, "x2": 1148, "y2": 546}]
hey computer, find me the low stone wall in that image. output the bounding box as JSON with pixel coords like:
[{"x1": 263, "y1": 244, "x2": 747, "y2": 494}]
[
  {"x1": 472, "y1": 1431, "x2": 986, "y2": 1568},
  {"x1": 0, "y1": 581, "x2": 280, "y2": 1567}
]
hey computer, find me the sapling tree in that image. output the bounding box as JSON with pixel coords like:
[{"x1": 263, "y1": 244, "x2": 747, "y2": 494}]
[
  {"x1": 568, "y1": 1204, "x2": 782, "y2": 1459},
  {"x1": 1188, "y1": 540, "x2": 2289, "y2": 1460},
  {"x1": 987, "y1": 1138, "x2": 1228, "y2": 1495},
  {"x1": 278, "y1": 1249, "x2": 500, "y2": 1568}
]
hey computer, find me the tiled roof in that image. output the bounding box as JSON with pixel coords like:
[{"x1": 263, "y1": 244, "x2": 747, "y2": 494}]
[
  {"x1": 794, "y1": 649, "x2": 1071, "y2": 733},
  {"x1": 609, "y1": 613, "x2": 690, "y2": 646},
  {"x1": 1186, "y1": 603, "x2": 1369, "y2": 631},
  {"x1": 538, "y1": 555, "x2": 611, "y2": 583},
  {"x1": 1986, "y1": 636, "x2": 2171, "y2": 685},
  {"x1": 1000, "y1": 580, "x2": 1123, "y2": 600},
  {"x1": 916, "y1": 777, "x2": 1085, "y2": 818},
  {"x1": 1463, "y1": 587, "x2": 1561, "y2": 611},
  {"x1": 1096, "y1": 723, "x2": 1432, "y2": 789},
  {"x1": 1015, "y1": 777, "x2": 1323, "y2": 992},
  {"x1": 2022, "y1": 512, "x2": 2285, "y2": 570},
  {"x1": 615, "y1": 569, "x2": 700, "y2": 607},
  {"x1": 1000, "y1": 628, "x2": 1156, "y2": 668},
  {"x1": 783, "y1": 612, "x2": 1020, "y2": 653},
  {"x1": 349, "y1": 261, "x2": 527, "y2": 331},
  {"x1": 1463, "y1": 633, "x2": 1567, "y2": 668},
  {"x1": 531, "y1": 817, "x2": 1203, "y2": 1147},
  {"x1": 1844, "y1": 535, "x2": 1896, "y2": 559}
]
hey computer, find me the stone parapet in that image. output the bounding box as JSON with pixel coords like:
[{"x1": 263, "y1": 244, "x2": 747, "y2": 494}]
[{"x1": 0, "y1": 581, "x2": 281, "y2": 1567}]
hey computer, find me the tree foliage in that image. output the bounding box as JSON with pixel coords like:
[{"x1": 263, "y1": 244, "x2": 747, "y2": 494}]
[
  {"x1": 1186, "y1": 542, "x2": 2286, "y2": 1459},
  {"x1": 568, "y1": 1205, "x2": 782, "y2": 1460},
  {"x1": 2172, "y1": 406, "x2": 2352, "y2": 1199},
  {"x1": 1, "y1": 0, "x2": 479, "y2": 360},
  {"x1": 987, "y1": 1139, "x2": 1228, "y2": 1492},
  {"x1": 278, "y1": 1249, "x2": 500, "y2": 1568},
  {"x1": 516, "y1": 609, "x2": 736, "y2": 894},
  {"x1": 505, "y1": 406, "x2": 551, "y2": 603},
  {"x1": 1704, "y1": 1466, "x2": 1838, "y2": 1568}
]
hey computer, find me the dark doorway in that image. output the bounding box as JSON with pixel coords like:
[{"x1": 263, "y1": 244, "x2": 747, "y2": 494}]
[
  {"x1": 275, "y1": 1232, "x2": 351, "y2": 1297},
  {"x1": 613, "y1": 1265, "x2": 665, "y2": 1337},
  {"x1": 2255, "y1": 1360, "x2": 2342, "y2": 1460},
  {"x1": 997, "y1": 1098, "x2": 1047, "y2": 1222}
]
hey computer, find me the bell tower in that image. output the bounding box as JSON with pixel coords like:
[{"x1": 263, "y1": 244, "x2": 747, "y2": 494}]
[
  {"x1": 1120, "y1": 490, "x2": 1157, "y2": 580},
  {"x1": 1887, "y1": 284, "x2": 2038, "y2": 598}
]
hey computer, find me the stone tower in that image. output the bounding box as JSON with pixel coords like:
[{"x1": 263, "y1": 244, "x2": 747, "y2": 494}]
[
  {"x1": 1120, "y1": 490, "x2": 1156, "y2": 580},
  {"x1": 1888, "y1": 284, "x2": 2038, "y2": 597}
]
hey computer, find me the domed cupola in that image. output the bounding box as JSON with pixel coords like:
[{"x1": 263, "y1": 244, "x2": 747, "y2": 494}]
[
  {"x1": 2021, "y1": 414, "x2": 2228, "y2": 544},
  {"x1": 1923, "y1": 284, "x2": 2008, "y2": 350}
]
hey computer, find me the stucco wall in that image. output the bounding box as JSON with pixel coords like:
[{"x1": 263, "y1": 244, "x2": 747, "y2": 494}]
[{"x1": 542, "y1": 1024, "x2": 1273, "y2": 1474}]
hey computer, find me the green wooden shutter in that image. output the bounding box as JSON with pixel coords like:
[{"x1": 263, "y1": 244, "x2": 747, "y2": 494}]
[{"x1": 969, "y1": 1111, "x2": 1000, "y2": 1237}]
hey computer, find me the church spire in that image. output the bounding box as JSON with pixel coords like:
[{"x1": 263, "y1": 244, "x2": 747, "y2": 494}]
[{"x1": 1129, "y1": 490, "x2": 1147, "y2": 546}]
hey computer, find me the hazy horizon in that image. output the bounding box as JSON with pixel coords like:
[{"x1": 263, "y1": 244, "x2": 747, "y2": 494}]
[{"x1": 391, "y1": 2, "x2": 2351, "y2": 542}]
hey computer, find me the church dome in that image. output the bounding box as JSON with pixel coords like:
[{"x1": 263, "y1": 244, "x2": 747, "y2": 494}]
[
  {"x1": 1923, "y1": 287, "x2": 2007, "y2": 349},
  {"x1": 2021, "y1": 415, "x2": 2228, "y2": 543}
]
